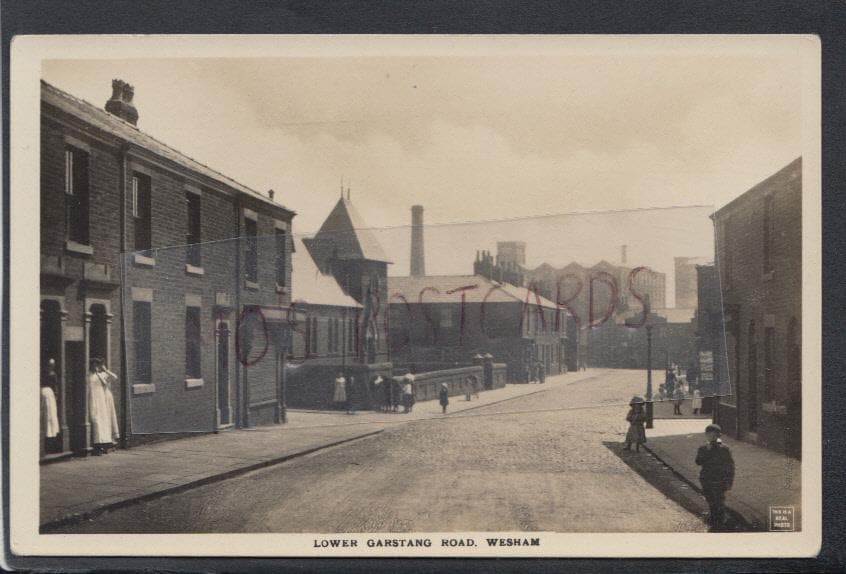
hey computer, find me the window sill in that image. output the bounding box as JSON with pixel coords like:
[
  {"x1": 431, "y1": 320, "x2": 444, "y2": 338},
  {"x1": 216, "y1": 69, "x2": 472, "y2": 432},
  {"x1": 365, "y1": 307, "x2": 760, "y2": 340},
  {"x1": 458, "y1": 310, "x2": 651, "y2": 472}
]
[
  {"x1": 133, "y1": 253, "x2": 156, "y2": 267},
  {"x1": 186, "y1": 264, "x2": 205, "y2": 276},
  {"x1": 132, "y1": 383, "x2": 156, "y2": 395},
  {"x1": 276, "y1": 284, "x2": 288, "y2": 294},
  {"x1": 761, "y1": 401, "x2": 787, "y2": 415},
  {"x1": 245, "y1": 280, "x2": 260, "y2": 291},
  {"x1": 185, "y1": 378, "x2": 204, "y2": 389},
  {"x1": 65, "y1": 240, "x2": 93, "y2": 256}
]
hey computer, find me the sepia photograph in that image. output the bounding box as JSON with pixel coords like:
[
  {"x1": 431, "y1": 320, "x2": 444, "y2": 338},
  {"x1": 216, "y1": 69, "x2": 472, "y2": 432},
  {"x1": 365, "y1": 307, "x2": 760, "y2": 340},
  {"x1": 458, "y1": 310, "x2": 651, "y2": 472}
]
[{"x1": 8, "y1": 34, "x2": 821, "y2": 558}]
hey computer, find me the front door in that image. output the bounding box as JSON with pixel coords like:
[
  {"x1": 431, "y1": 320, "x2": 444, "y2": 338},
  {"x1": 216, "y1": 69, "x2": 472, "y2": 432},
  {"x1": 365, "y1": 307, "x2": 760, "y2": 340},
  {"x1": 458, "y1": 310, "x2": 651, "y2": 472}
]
[
  {"x1": 217, "y1": 322, "x2": 231, "y2": 426},
  {"x1": 747, "y1": 340, "x2": 758, "y2": 432},
  {"x1": 64, "y1": 341, "x2": 88, "y2": 454}
]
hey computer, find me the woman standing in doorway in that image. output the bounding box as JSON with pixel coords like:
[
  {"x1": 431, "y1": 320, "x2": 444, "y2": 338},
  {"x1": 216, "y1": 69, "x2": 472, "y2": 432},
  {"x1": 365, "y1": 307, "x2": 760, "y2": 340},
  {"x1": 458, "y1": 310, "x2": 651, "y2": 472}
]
[{"x1": 88, "y1": 357, "x2": 119, "y2": 455}]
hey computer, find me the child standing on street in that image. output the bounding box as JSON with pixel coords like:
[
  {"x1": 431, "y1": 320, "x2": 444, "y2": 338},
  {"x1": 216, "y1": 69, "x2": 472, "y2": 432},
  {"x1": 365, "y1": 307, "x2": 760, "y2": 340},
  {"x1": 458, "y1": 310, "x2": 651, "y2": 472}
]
[
  {"x1": 673, "y1": 386, "x2": 686, "y2": 415},
  {"x1": 695, "y1": 423, "x2": 735, "y2": 531},
  {"x1": 623, "y1": 397, "x2": 647, "y2": 452},
  {"x1": 439, "y1": 383, "x2": 449, "y2": 414},
  {"x1": 691, "y1": 389, "x2": 703, "y2": 415}
]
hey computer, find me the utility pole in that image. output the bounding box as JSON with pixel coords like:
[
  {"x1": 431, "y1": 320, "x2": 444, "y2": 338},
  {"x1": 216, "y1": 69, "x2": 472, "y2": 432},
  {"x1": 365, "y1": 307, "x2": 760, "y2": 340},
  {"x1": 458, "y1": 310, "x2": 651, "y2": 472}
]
[{"x1": 645, "y1": 324, "x2": 654, "y2": 429}]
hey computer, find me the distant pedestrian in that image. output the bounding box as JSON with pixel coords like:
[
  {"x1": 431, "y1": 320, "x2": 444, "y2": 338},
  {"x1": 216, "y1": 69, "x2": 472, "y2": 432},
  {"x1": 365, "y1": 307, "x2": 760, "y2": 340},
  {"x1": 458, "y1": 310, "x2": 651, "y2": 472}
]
[
  {"x1": 658, "y1": 384, "x2": 667, "y2": 401},
  {"x1": 524, "y1": 363, "x2": 533, "y2": 384},
  {"x1": 537, "y1": 362, "x2": 546, "y2": 384},
  {"x1": 623, "y1": 397, "x2": 647, "y2": 452},
  {"x1": 390, "y1": 377, "x2": 402, "y2": 413},
  {"x1": 665, "y1": 368, "x2": 676, "y2": 398},
  {"x1": 372, "y1": 376, "x2": 384, "y2": 412},
  {"x1": 439, "y1": 383, "x2": 449, "y2": 414},
  {"x1": 333, "y1": 373, "x2": 348, "y2": 412},
  {"x1": 691, "y1": 389, "x2": 702, "y2": 415},
  {"x1": 346, "y1": 376, "x2": 357, "y2": 414},
  {"x1": 695, "y1": 424, "x2": 735, "y2": 531},
  {"x1": 402, "y1": 373, "x2": 416, "y2": 413},
  {"x1": 673, "y1": 386, "x2": 685, "y2": 415}
]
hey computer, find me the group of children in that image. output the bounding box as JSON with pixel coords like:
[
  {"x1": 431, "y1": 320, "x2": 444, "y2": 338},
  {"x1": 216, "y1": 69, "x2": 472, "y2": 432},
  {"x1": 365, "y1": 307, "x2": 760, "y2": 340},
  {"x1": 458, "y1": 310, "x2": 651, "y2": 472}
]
[
  {"x1": 657, "y1": 367, "x2": 703, "y2": 415},
  {"x1": 333, "y1": 373, "x2": 418, "y2": 415}
]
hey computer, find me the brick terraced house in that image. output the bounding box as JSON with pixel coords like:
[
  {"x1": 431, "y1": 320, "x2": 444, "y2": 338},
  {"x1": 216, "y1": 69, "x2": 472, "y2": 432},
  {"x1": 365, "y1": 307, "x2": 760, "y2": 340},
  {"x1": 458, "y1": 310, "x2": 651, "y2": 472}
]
[
  {"x1": 40, "y1": 79, "x2": 296, "y2": 458},
  {"x1": 712, "y1": 157, "x2": 802, "y2": 458}
]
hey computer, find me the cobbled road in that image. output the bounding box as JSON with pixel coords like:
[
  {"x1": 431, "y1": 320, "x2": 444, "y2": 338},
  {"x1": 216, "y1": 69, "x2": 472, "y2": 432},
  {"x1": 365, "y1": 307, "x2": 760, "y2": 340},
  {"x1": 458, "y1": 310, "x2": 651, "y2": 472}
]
[{"x1": 60, "y1": 370, "x2": 705, "y2": 533}]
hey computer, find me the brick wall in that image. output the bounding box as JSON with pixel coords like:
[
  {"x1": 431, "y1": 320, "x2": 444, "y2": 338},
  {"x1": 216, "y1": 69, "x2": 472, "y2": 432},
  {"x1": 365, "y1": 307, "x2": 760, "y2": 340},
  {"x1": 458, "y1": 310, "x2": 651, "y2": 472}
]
[
  {"x1": 42, "y1": 96, "x2": 297, "y2": 443},
  {"x1": 41, "y1": 112, "x2": 125, "y2": 454},
  {"x1": 388, "y1": 300, "x2": 568, "y2": 382},
  {"x1": 714, "y1": 158, "x2": 802, "y2": 458}
]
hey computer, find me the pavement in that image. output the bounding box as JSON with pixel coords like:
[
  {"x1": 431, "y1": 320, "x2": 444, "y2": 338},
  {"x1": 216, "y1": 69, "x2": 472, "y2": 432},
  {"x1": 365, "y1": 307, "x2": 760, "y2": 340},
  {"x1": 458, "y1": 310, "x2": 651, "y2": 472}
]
[
  {"x1": 643, "y1": 418, "x2": 802, "y2": 531},
  {"x1": 41, "y1": 369, "x2": 600, "y2": 531},
  {"x1": 41, "y1": 368, "x2": 802, "y2": 534},
  {"x1": 48, "y1": 369, "x2": 706, "y2": 534}
]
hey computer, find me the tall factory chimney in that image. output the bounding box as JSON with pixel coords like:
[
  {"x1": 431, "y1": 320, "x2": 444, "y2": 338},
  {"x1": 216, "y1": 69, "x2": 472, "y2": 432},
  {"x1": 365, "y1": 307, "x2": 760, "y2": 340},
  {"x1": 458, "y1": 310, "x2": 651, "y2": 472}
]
[{"x1": 410, "y1": 205, "x2": 425, "y2": 276}]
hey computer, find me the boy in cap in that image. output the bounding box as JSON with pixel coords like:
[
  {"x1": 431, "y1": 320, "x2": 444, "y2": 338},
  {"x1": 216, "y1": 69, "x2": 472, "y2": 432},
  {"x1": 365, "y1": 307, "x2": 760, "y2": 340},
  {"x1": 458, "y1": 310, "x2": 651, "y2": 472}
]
[{"x1": 695, "y1": 423, "x2": 735, "y2": 531}]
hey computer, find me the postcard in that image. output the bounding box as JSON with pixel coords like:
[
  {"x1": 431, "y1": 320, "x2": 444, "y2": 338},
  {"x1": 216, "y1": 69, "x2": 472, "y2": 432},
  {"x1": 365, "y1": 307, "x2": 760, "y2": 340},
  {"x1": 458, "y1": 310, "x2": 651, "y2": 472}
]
[{"x1": 8, "y1": 34, "x2": 820, "y2": 559}]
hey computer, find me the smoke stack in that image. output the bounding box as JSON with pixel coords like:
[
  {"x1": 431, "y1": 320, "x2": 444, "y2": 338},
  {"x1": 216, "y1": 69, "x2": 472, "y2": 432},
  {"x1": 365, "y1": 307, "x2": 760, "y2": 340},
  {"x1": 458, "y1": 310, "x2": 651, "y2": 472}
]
[
  {"x1": 105, "y1": 79, "x2": 139, "y2": 126},
  {"x1": 410, "y1": 205, "x2": 425, "y2": 277},
  {"x1": 621, "y1": 245, "x2": 628, "y2": 265}
]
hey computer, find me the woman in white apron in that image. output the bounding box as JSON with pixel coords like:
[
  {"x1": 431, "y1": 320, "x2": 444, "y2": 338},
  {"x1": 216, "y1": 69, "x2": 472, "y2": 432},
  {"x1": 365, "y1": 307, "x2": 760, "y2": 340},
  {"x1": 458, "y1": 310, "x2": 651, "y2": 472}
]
[{"x1": 88, "y1": 357, "x2": 120, "y2": 455}]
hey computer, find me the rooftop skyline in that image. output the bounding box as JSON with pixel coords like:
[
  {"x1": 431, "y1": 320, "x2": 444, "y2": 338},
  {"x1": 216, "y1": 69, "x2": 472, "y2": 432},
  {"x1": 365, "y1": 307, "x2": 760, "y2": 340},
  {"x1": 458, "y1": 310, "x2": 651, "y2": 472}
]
[{"x1": 42, "y1": 37, "x2": 805, "y2": 307}]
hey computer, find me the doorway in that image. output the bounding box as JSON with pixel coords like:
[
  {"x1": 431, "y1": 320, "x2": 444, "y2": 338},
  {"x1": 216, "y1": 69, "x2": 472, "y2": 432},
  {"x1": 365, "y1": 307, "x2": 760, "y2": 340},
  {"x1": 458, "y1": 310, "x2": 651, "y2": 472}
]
[
  {"x1": 216, "y1": 321, "x2": 231, "y2": 426},
  {"x1": 64, "y1": 341, "x2": 88, "y2": 454},
  {"x1": 747, "y1": 321, "x2": 758, "y2": 433}
]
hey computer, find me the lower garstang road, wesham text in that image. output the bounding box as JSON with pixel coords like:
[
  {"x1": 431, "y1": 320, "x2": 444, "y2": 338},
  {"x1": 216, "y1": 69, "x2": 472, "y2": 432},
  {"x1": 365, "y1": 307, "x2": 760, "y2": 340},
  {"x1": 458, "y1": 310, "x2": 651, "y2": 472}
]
[{"x1": 312, "y1": 537, "x2": 541, "y2": 548}]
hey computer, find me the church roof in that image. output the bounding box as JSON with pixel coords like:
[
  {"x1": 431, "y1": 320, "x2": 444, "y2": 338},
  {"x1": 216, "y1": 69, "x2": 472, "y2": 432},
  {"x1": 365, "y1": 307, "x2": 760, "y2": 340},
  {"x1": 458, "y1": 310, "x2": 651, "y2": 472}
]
[
  {"x1": 303, "y1": 197, "x2": 391, "y2": 267},
  {"x1": 290, "y1": 236, "x2": 361, "y2": 308}
]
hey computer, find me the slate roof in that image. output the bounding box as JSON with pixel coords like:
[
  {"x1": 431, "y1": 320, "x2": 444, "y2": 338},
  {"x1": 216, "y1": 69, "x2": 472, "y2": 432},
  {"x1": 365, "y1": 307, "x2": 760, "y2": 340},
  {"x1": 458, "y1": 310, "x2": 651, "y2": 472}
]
[
  {"x1": 388, "y1": 274, "x2": 558, "y2": 309},
  {"x1": 290, "y1": 236, "x2": 361, "y2": 308},
  {"x1": 303, "y1": 197, "x2": 391, "y2": 266},
  {"x1": 41, "y1": 80, "x2": 293, "y2": 213}
]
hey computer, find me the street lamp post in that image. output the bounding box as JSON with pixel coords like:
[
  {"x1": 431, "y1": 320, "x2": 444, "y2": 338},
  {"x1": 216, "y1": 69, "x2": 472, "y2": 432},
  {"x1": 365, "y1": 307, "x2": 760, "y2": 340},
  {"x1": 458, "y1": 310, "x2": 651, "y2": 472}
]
[{"x1": 645, "y1": 324, "x2": 654, "y2": 429}]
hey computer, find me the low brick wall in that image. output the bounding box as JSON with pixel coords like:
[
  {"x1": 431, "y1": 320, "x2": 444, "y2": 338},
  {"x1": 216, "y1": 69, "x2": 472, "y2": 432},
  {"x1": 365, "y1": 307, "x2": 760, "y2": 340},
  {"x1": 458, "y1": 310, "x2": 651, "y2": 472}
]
[
  {"x1": 285, "y1": 362, "x2": 393, "y2": 410},
  {"x1": 403, "y1": 366, "x2": 485, "y2": 402},
  {"x1": 490, "y1": 363, "x2": 507, "y2": 389}
]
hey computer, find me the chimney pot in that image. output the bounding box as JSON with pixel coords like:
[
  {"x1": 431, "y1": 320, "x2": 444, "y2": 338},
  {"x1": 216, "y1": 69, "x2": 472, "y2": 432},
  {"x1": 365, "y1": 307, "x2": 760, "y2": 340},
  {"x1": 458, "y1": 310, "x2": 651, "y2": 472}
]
[
  {"x1": 105, "y1": 78, "x2": 139, "y2": 126},
  {"x1": 268, "y1": 189, "x2": 275, "y2": 200}
]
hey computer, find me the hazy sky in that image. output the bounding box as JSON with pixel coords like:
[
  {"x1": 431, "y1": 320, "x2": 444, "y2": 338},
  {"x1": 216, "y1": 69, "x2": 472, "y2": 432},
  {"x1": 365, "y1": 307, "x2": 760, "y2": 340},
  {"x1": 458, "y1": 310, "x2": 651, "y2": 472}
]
[{"x1": 43, "y1": 45, "x2": 804, "y2": 304}]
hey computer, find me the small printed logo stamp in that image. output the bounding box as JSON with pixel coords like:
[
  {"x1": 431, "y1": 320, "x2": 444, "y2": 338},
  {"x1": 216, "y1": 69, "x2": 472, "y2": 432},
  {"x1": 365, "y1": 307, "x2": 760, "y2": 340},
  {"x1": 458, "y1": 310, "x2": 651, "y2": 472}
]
[{"x1": 769, "y1": 506, "x2": 795, "y2": 531}]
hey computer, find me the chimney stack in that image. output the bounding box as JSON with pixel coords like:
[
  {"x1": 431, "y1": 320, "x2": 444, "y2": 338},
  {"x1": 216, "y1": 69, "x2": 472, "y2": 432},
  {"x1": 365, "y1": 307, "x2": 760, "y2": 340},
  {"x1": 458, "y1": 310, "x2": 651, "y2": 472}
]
[
  {"x1": 104, "y1": 79, "x2": 139, "y2": 126},
  {"x1": 410, "y1": 205, "x2": 425, "y2": 277},
  {"x1": 268, "y1": 189, "x2": 275, "y2": 201}
]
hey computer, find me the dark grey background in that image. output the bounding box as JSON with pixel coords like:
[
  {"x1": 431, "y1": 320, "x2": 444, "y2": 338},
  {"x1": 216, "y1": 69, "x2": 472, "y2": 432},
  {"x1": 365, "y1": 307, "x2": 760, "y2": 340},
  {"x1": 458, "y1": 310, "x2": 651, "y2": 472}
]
[{"x1": 3, "y1": 1, "x2": 845, "y2": 571}]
